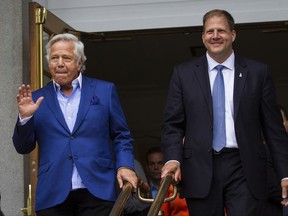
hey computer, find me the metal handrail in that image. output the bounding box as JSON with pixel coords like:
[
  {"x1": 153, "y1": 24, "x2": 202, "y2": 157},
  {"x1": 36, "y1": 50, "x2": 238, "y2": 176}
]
[
  {"x1": 109, "y1": 182, "x2": 133, "y2": 216},
  {"x1": 109, "y1": 176, "x2": 150, "y2": 216},
  {"x1": 137, "y1": 173, "x2": 177, "y2": 216}
]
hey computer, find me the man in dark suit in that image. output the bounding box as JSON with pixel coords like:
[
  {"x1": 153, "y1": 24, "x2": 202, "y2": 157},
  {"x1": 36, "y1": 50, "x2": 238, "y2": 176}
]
[
  {"x1": 13, "y1": 33, "x2": 137, "y2": 215},
  {"x1": 160, "y1": 9, "x2": 288, "y2": 216}
]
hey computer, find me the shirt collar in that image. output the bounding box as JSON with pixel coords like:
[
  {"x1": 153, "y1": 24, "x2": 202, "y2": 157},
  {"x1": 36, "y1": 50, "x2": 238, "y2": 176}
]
[
  {"x1": 206, "y1": 51, "x2": 235, "y2": 72},
  {"x1": 53, "y1": 73, "x2": 83, "y2": 92}
]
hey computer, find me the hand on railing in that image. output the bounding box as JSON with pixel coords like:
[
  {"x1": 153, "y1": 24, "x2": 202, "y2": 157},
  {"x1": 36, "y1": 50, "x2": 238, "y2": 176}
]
[
  {"x1": 109, "y1": 176, "x2": 150, "y2": 216},
  {"x1": 137, "y1": 173, "x2": 178, "y2": 216}
]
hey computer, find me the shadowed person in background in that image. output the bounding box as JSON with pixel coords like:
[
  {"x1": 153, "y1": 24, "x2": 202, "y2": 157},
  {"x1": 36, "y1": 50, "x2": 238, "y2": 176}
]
[
  {"x1": 146, "y1": 146, "x2": 165, "y2": 199},
  {"x1": 123, "y1": 159, "x2": 150, "y2": 216},
  {"x1": 146, "y1": 147, "x2": 188, "y2": 216}
]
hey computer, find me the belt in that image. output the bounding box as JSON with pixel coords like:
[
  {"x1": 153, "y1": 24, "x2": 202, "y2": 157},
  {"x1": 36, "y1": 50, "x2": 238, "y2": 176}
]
[{"x1": 213, "y1": 148, "x2": 238, "y2": 155}]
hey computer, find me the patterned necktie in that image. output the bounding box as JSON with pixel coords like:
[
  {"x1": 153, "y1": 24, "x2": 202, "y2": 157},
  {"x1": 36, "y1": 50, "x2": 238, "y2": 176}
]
[{"x1": 212, "y1": 65, "x2": 226, "y2": 152}]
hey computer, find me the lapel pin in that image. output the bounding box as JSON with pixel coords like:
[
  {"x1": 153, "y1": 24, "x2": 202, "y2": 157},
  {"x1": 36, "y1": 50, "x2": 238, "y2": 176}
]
[{"x1": 239, "y1": 73, "x2": 242, "y2": 77}]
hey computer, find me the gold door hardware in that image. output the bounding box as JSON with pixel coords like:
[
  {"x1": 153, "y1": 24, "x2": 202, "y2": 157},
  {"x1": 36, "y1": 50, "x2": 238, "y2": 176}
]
[{"x1": 21, "y1": 184, "x2": 32, "y2": 216}]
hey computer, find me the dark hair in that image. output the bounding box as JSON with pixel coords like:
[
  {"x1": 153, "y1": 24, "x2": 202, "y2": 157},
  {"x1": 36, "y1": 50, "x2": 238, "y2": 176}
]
[
  {"x1": 203, "y1": 9, "x2": 235, "y2": 31},
  {"x1": 146, "y1": 146, "x2": 163, "y2": 163}
]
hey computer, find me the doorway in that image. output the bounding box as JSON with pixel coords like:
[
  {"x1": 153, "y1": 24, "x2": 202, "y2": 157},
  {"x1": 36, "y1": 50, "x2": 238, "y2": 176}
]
[
  {"x1": 26, "y1": 3, "x2": 288, "y2": 214},
  {"x1": 78, "y1": 23, "x2": 288, "y2": 164}
]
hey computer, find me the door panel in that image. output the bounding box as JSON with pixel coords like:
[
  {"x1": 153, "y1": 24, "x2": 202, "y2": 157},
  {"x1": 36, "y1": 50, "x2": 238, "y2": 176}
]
[{"x1": 25, "y1": 3, "x2": 75, "y2": 215}]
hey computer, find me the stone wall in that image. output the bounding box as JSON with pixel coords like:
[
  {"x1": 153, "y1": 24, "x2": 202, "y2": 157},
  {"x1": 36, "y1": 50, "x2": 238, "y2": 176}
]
[{"x1": 0, "y1": 0, "x2": 25, "y2": 215}]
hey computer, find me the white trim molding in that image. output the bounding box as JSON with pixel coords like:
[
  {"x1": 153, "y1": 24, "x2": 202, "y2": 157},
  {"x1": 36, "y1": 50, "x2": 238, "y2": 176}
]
[{"x1": 33, "y1": 0, "x2": 288, "y2": 32}]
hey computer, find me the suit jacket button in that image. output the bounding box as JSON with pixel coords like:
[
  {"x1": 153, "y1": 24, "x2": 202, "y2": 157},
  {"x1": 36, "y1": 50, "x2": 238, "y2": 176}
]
[
  {"x1": 68, "y1": 155, "x2": 73, "y2": 160},
  {"x1": 70, "y1": 136, "x2": 75, "y2": 139}
]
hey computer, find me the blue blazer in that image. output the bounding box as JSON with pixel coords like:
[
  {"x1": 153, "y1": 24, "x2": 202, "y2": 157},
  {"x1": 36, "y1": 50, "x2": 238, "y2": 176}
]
[
  {"x1": 161, "y1": 55, "x2": 288, "y2": 199},
  {"x1": 13, "y1": 76, "x2": 134, "y2": 211}
]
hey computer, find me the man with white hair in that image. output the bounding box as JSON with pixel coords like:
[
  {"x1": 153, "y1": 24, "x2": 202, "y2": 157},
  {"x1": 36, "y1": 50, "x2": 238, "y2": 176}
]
[{"x1": 13, "y1": 33, "x2": 137, "y2": 215}]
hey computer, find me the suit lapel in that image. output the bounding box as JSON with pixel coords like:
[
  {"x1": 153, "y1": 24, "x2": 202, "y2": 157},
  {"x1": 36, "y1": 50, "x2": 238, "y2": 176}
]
[
  {"x1": 233, "y1": 56, "x2": 248, "y2": 120},
  {"x1": 43, "y1": 83, "x2": 70, "y2": 133},
  {"x1": 72, "y1": 76, "x2": 94, "y2": 134},
  {"x1": 194, "y1": 56, "x2": 213, "y2": 117}
]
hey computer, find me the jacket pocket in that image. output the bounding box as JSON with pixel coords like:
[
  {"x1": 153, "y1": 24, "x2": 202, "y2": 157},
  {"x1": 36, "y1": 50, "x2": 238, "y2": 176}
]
[
  {"x1": 37, "y1": 161, "x2": 50, "y2": 177},
  {"x1": 96, "y1": 157, "x2": 115, "y2": 169}
]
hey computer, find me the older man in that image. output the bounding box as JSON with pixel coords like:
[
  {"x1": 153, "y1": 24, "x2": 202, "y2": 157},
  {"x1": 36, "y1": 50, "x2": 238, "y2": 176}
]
[{"x1": 13, "y1": 33, "x2": 137, "y2": 216}]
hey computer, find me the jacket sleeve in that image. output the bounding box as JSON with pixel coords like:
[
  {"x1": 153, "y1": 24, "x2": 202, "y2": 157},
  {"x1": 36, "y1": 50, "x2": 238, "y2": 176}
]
[{"x1": 12, "y1": 116, "x2": 37, "y2": 154}]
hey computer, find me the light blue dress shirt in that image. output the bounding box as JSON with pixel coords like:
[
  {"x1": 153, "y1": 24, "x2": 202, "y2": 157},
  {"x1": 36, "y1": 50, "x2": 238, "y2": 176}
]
[
  {"x1": 207, "y1": 52, "x2": 238, "y2": 149},
  {"x1": 54, "y1": 73, "x2": 85, "y2": 190}
]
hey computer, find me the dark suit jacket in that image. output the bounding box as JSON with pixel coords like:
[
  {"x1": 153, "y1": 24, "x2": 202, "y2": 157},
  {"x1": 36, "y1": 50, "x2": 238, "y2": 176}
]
[
  {"x1": 161, "y1": 55, "x2": 288, "y2": 199},
  {"x1": 13, "y1": 75, "x2": 134, "y2": 211}
]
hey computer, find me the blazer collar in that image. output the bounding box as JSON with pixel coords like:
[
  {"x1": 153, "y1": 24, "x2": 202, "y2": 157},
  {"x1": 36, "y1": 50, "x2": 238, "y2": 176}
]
[
  {"x1": 42, "y1": 76, "x2": 96, "y2": 134},
  {"x1": 42, "y1": 82, "x2": 70, "y2": 133},
  {"x1": 233, "y1": 55, "x2": 248, "y2": 120},
  {"x1": 194, "y1": 56, "x2": 213, "y2": 116},
  {"x1": 72, "y1": 75, "x2": 95, "y2": 133}
]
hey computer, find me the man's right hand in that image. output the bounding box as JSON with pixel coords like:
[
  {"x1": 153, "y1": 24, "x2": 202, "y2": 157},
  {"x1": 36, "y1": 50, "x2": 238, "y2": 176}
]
[
  {"x1": 161, "y1": 161, "x2": 181, "y2": 182},
  {"x1": 17, "y1": 84, "x2": 44, "y2": 119}
]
